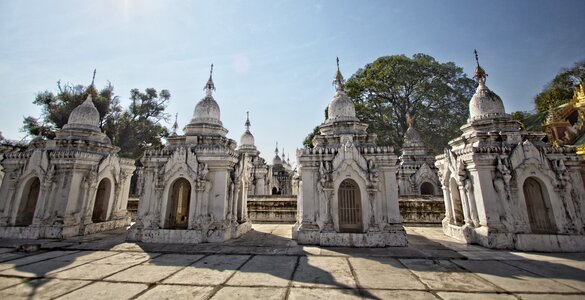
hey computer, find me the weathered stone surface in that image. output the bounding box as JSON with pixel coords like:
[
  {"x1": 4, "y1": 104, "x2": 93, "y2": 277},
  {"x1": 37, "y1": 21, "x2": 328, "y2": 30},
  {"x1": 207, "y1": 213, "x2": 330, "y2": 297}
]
[
  {"x1": 288, "y1": 287, "x2": 362, "y2": 299},
  {"x1": 211, "y1": 287, "x2": 286, "y2": 300},
  {"x1": 505, "y1": 259, "x2": 585, "y2": 292},
  {"x1": 366, "y1": 290, "x2": 439, "y2": 300},
  {"x1": 350, "y1": 256, "x2": 426, "y2": 290},
  {"x1": 399, "y1": 259, "x2": 500, "y2": 292},
  {"x1": 135, "y1": 285, "x2": 214, "y2": 300},
  {"x1": 292, "y1": 256, "x2": 356, "y2": 288},
  {"x1": 0, "y1": 250, "x2": 76, "y2": 271},
  {"x1": 56, "y1": 281, "x2": 148, "y2": 300},
  {"x1": 247, "y1": 196, "x2": 297, "y2": 223},
  {"x1": 0, "y1": 95, "x2": 135, "y2": 240},
  {"x1": 436, "y1": 64, "x2": 585, "y2": 252},
  {"x1": 105, "y1": 265, "x2": 183, "y2": 283},
  {"x1": 0, "y1": 259, "x2": 88, "y2": 277},
  {"x1": 163, "y1": 255, "x2": 250, "y2": 285},
  {"x1": 294, "y1": 63, "x2": 406, "y2": 248},
  {"x1": 0, "y1": 279, "x2": 90, "y2": 299},
  {"x1": 0, "y1": 277, "x2": 25, "y2": 290},
  {"x1": 453, "y1": 260, "x2": 579, "y2": 293},
  {"x1": 437, "y1": 292, "x2": 517, "y2": 300},
  {"x1": 226, "y1": 255, "x2": 296, "y2": 287},
  {"x1": 49, "y1": 263, "x2": 133, "y2": 280}
]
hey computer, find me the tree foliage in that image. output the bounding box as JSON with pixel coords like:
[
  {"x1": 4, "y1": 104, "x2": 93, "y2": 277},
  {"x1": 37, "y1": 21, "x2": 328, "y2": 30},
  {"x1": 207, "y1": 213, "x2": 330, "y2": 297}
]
[
  {"x1": 340, "y1": 54, "x2": 476, "y2": 153},
  {"x1": 534, "y1": 60, "x2": 585, "y2": 112},
  {"x1": 22, "y1": 82, "x2": 120, "y2": 140},
  {"x1": 22, "y1": 82, "x2": 171, "y2": 159},
  {"x1": 112, "y1": 88, "x2": 171, "y2": 159}
]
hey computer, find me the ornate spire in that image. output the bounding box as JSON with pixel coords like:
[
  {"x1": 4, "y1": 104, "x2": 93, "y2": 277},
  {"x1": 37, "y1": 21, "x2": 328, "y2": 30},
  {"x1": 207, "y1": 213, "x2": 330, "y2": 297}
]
[
  {"x1": 546, "y1": 104, "x2": 563, "y2": 125},
  {"x1": 275, "y1": 141, "x2": 279, "y2": 154},
  {"x1": 332, "y1": 57, "x2": 345, "y2": 91},
  {"x1": 171, "y1": 113, "x2": 178, "y2": 135},
  {"x1": 282, "y1": 148, "x2": 286, "y2": 161},
  {"x1": 204, "y1": 63, "x2": 216, "y2": 96},
  {"x1": 473, "y1": 50, "x2": 487, "y2": 85},
  {"x1": 87, "y1": 69, "x2": 98, "y2": 95},
  {"x1": 245, "y1": 111, "x2": 251, "y2": 132}
]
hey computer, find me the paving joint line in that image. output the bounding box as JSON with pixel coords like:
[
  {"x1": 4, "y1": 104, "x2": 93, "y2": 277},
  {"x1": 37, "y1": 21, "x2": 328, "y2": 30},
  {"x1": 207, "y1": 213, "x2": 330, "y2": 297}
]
[
  {"x1": 283, "y1": 255, "x2": 300, "y2": 300},
  {"x1": 127, "y1": 253, "x2": 210, "y2": 300}
]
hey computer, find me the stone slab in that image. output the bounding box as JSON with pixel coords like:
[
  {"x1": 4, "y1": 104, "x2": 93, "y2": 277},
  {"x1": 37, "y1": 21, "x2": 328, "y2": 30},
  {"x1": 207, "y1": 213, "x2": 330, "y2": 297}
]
[
  {"x1": 504, "y1": 259, "x2": 585, "y2": 292},
  {"x1": 349, "y1": 257, "x2": 426, "y2": 290},
  {"x1": 366, "y1": 290, "x2": 439, "y2": 300},
  {"x1": 135, "y1": 285, "x2": 215, "y2": 300},
  {"x1": 0, "y1": 277, "x2": 26, "y2": 290},
  {"x1": 55, "y1": 281, "x2": 148, "y2": 300},
  {"x1": 292, "y1": 256, "x2": 356, "y2": 288},
  {"x1": 226, "y1": 255, "x2": 297, "y2": 287},
  {"x1": 453, "y1": 260, "x2": 579, "y2": 293},
  {"x1": 0, "y1": 279, "x2": 90, "y2": 299},
  {"x1": 105, "y1": 265, "x2": 183, "y2": 283},
  {"x1": 515, "y1": 294, "x2": 585, "y2": 300},
  {"x1": 211, "y1": 286, "x2": 286, "y2": 299},
  {"x1": 163, "y1": 254, "x2": 250, "y2": 285},
  {"x1": 48, "y1": 262, "x2": 134, "y2": 280},
  {"x1": 288, "y1": 287, "x2": 362, "y2": 300},
  {"x1": 436, "y1": 292, "x2": 517, "y2": 300},
  {"x1": 0, "y1": 250, "x2": 77, "y2": 271},
  {"x1": 141, "y1": 253, "x2": 204, "y2": 266},
  {"x1": 0, "y1": 259, "x2": 88, "y2": 277},
  {"x1": 51, "y1": 250, "x2": 119, "y2": 262},
  {"x1": 400, "y1": 259, "x2": 500, "y2": 292},
  {"x1": 94, "y1": 252, "x2": 156, "y2": 265}
]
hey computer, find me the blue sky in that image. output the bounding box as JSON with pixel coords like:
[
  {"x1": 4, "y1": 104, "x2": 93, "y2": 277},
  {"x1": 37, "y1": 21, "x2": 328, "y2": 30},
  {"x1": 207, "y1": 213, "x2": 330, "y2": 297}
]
[{"x1": 1, "y1": 0, "x2": 584, "y2": 162}]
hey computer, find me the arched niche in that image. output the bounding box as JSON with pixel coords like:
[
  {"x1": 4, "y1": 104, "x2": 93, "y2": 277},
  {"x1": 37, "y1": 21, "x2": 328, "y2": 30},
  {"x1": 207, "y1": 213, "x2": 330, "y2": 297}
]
[
  {"x1": 337, "y1": 178, "x2": 363, "y2": 233},
  {"x1": 166, "y1": 178, "x2": 191, "y2": 229},
  {"x1": 450, "y1": 178, "x2": 464, "y2": 225},
  {"x1": 523, "y1": 177, "x2": 556, "y2": 234},
  {"x1": 15, "y1": 177, "x2": 41, "y2": 226},
  {"x1": 92, "y1": 178, "x2": 112, "y2": 223},
  {"x1": 420, "y1": 182, "x2": 434, "y2": 195}
]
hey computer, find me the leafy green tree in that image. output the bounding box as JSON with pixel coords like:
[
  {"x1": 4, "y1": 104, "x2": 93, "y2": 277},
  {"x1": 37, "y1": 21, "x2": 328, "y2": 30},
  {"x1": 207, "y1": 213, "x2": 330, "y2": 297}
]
[
  {"x1": 23, "y1": 82, "x2": 171, "y2": 159},
  {"x1": 22, "y1": 82, "x2": 120, "y2": 139},
  {"x1": 535, "y1": 60, "x2": 585, "y2": 112},
  {"x1": 339, "y1": 54, "x2": 476, "y2": 153},
  {"x1": 112, "y1": 88, "x2": 171, "y2": 159}
]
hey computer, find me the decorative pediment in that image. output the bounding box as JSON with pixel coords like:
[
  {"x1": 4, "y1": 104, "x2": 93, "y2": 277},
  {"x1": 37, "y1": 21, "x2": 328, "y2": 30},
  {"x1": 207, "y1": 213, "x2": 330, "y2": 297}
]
[
  {"x1": 509, "y1": 140, "x2": 548, "y2": 172},
  {"x1": 413, "y1": 163, "x2": 439, "y2": 186},
  {"x1": 331, "y1": 141, "x2": 368, "y2": 173},
  {"x1": 162, "y1": 147, "x2": 199, "y2": 182}
]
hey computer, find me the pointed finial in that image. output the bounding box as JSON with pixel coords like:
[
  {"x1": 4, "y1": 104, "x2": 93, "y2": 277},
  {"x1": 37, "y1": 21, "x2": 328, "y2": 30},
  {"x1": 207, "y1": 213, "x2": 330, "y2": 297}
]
[
  {"x1": 333, "y1": 57, "x2": 345, "y2": 90},
  {"x1": 87, "y1": 69, "x2": 98, "y2": 95},
  {"x1": 171, "y1": 113, "x2": 178, "y2": 135},
  {"x1": 275, "y1": 141, "x2": 279, "y2": 154},
  {"x1": 473, "y1": 50, "x2": 487, "y2": 85},
  {"x1": 244, "y1": 111, "x2": 251, "y2": 132},
  {"x1": 91, "y1": 69, "x2": 96, "y2": 86},
  {"x1": 282, "y1": 148, "x2": 286, "y2": 159},
  {"x1": 204, "y1": 63, "x2": 216, "y2": 96}
]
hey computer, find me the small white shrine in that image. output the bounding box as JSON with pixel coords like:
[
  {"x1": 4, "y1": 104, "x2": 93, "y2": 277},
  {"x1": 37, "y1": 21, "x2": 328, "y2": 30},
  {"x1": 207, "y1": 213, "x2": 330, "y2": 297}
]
[
  {"x1": 127, "y1": 66, "x2": 252, "y2": 243},
  {"x1": 435, "y1": 52, "x2": 585, "y2": 251},
  {"x1": 293, "y1": 59, "x2": 407, "y2": 247},
  {"x1": 237, "y1": 112, "x2": 270, "y2": 196},
  {"x1": 397, "y1": 117, "x2": 442, "y2": 196},
  {"x1": 0, "y1": 92, "x2": 135, "y2": 239}
]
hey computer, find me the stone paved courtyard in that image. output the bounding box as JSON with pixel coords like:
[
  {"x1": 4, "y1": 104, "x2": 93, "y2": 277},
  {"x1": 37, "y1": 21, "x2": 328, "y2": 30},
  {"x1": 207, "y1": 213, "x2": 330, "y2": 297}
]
[{"x1": 0, "y1": 224, "x2": 583, "y2": 299}]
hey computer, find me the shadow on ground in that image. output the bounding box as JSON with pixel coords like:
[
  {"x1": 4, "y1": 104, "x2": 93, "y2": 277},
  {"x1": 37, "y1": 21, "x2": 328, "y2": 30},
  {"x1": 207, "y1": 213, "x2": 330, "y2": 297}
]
[{"x1": 0, "y1": 224, "x2": 583, "y2": 299}]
